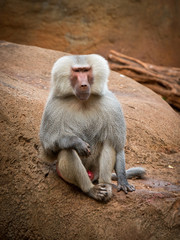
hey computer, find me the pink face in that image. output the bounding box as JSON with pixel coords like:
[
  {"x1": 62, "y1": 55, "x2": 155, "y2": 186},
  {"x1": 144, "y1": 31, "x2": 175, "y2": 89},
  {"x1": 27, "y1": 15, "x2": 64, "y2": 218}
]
[{"x1": 70, "y1": 66, "x2": 94, "y2": 101}]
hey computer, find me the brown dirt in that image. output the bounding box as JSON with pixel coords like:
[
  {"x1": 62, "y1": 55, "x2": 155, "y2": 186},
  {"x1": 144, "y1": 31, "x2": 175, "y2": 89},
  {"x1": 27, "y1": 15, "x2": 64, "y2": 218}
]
[
  {"x1": 0, "y1": 41, "x2": 180, "y2": 240},
  {"x1": 0, "y1": 0, "x2": 180, "y2": 67}
]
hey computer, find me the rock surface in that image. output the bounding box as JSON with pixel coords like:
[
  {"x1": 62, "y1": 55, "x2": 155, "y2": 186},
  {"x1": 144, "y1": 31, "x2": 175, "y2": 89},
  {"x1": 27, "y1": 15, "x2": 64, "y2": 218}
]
[
  {"x1": 0, "y1": 41, "x2": 180, "y2": 240},
  {"x1": 0, "y1": 0, "x2": 180, "y2": 67}
]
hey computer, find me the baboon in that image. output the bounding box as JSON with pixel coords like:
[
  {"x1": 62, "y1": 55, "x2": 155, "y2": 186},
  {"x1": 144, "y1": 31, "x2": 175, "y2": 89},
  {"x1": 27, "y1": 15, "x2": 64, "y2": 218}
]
[{"x1": 40, "y1": 54, "x2": 145, "y2": 201}]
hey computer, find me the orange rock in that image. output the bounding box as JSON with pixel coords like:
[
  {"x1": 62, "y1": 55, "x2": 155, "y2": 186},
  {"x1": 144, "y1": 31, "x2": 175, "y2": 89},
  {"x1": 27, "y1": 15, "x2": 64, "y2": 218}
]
[{"x1": 0, "y1": 42, "x2": 179, "y2": 240}]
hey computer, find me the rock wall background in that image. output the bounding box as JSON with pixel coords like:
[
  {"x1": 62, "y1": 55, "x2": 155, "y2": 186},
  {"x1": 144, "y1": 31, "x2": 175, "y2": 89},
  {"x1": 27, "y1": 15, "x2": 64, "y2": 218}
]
[{"x1": 0, "y1": 0, "x2": 180, "y2": 67}]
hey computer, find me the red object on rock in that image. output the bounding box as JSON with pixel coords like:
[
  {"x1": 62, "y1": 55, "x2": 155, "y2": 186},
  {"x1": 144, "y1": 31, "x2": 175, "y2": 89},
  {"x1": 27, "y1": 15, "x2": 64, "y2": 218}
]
[{"x1": 87, "y1": 170, "x2": 94, "y2": 181}]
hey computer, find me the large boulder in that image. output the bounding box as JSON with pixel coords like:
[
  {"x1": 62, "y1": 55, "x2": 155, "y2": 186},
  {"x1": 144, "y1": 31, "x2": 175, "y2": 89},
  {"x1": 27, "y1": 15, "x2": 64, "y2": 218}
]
[{"x1": 0, "y1": 41, "x2": 179, "y2": 240}]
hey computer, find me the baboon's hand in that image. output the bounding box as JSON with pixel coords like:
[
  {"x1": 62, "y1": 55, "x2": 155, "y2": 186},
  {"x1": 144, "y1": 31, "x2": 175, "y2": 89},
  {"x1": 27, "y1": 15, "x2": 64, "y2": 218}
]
[
  {"x1": 117, "y1": 183, "x2": 135, "y2": 194},
  {"x1": 75, "y1": 141, "x2": 91, "y2": 157}
]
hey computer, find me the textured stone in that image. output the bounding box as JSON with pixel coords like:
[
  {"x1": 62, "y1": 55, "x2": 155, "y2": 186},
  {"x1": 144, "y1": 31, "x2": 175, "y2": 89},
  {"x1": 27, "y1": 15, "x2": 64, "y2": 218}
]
[{"x1": 0, "y1": 42, "x2": 180, "y2": 240}]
